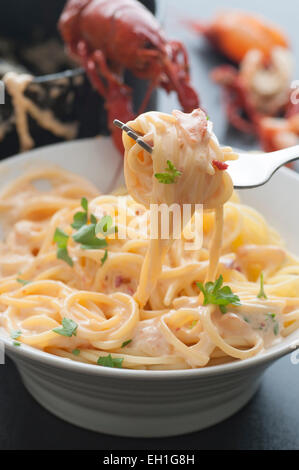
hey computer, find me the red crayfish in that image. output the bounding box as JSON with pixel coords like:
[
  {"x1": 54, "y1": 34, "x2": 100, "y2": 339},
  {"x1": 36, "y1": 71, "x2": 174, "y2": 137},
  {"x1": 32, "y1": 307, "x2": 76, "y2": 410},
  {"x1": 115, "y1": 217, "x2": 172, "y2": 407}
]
[
  {"x1": 189, "y1": 10, "x2": 288, "y2": 64},
  {"x1": 59, "y1": 0, "x2": 199, "y2": 152},
  {"x1": 189, "y1": 10, "x2": 299, "y2": 151}
]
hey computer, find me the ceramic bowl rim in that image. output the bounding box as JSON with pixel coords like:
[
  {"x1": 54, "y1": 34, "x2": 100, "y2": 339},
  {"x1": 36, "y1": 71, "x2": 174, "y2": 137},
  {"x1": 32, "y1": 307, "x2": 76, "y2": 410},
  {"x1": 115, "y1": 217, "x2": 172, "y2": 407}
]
[{"x1": 2, "y1": 329, "x2": 299, "y2": 380}]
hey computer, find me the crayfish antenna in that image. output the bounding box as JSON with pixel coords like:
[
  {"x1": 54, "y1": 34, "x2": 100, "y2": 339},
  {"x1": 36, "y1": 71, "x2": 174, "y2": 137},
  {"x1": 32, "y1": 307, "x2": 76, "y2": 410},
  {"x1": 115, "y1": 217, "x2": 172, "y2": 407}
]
[
  {"x1": 106, "y1": 84, "x2": 136, "y2": 154},
  {"x1": 163, "y1": 42, "x2": 200, "y2": 112}
]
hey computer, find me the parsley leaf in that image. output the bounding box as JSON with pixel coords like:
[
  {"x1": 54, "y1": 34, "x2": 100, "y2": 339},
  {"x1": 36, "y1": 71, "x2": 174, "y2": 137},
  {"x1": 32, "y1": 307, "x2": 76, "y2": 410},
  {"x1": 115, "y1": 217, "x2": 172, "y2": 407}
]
[
  {"x1": 154, "y1": 160, "x2": 182, "y2": 184},
  {"x1": 53, "y1": 317, "x2": 78, "y2": 337},
  {"x1": 101, "y1": 249, "x2": 108, "y2": 265},
  {"x1": 53, "y1": 227, "x2": 69, "y2": 246},
  {"x1": 53, "y1": 228, "x2": 73, "y2": 267},
  {"x1": 188, "y1": 320, "x2": 197, "y2": 329},
  {"x1": 71, "y1": 197, "x2": 88, "y2": 229},
  {"x1": 196, "y1": 275, "x2": 241, "y2": 313},
  {"x1": 273, "y1": 322, "x2": 279, "y2": 336},
  {"x1": 71, "y1": 211, "x2": 87, "y2": 230},
  {"x1": 90, "y1": 214, "x2": 97, "y2": 225},
  {"x1": 16, "y1": 278, "x2": 31, "y2": 286},
  {"x1": 121, "y1": 339, "x2": 132, "y2": 348},
  {"x1": 72, "y1": 224, "x2": 107, "y2": 250},
  {"x1": 57, "y1": 247, "x2": 73, "y2": 266},
  {"x1": 266, "y1": 313, "x2": 279, "y2": 335},
  {"x1": 257, "y1": 272, "x2": 268, "y2": 299},
  {"x1": 81, "y1": 197, "x2": 88, "y2": 212},
  {"x1": 13, "y1": 341, "x2": 21, "y2": 347},
  {"x1": 11, "y1": 329, "x2": 22, "y2": 340},
  {"x1": 96, "y1": 215, "x2": 117, "y2": 237},
  {"x1": 71, "y1": 197, "x2": 99, "y2": 229},
  {"x1": 72, "y1": 349, "x2": 80, "y2": 356},
  {"x1": 97, "y1": 354, "x2": 123, "y2": 368}
]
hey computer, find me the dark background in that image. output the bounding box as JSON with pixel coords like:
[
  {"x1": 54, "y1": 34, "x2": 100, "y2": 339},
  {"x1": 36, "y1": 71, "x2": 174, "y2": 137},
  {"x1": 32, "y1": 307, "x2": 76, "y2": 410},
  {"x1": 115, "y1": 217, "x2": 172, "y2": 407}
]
[{"x1": 0, "y1": 0, "x2": 299, "y2": 450}]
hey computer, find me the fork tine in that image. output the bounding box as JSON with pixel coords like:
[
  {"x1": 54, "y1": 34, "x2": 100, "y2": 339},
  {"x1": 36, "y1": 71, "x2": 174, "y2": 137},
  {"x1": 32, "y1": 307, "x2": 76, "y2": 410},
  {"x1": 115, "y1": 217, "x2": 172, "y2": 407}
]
[
  {"x1": 126, "y1": 130, "x2": 139, "y2": 140},
  {"x1": 113, "y1": 119, "x2": 123, "y2": 129},
  {"x1": 114, "y1": 119, "x2": 139, "y2": 140},
  {"x1": 136, "y1": 137, "x2": 153, "y2": 153},
  {"x1": 113, "y1": 119, "x2": 153, "y2": 154},
  {"x1": 123, "y1": 126, "x2": 139, "y2": 139}
]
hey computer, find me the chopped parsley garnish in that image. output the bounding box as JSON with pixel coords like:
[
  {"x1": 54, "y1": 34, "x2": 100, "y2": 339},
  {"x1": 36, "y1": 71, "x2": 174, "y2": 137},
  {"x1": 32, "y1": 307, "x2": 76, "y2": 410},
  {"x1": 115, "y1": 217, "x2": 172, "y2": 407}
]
[
  {"x1": 266, "y1": 313, "x2": 279, "y2": 335},
  {"x1": 154, "y1": 160, "x2": 182, "y2": 184},
  {"x1": 273, "y1": 322, "x2": 279, "y2": 336},
  {"x1": 71, "y1": 197, "x2": 98, "y2": 229},
  {"x1": 97, "y1": 354, "x2": 123, "y2": 368},
  {"x1": 53, "y1": 317, "x2": 78, "y2": 337},
  {"x1": 121, "y1": 339, "x2": 132, "y2": 348},
  {"x1": 72, "y1": 349, "x2": 80, "y2": 356},
  {"x1": 96, "y1": 215, "x2": 117, "y2": 237},
  {"x1": 53, "y1": 228, "x2": 73, "y2": 267},
  {"x1": 11, "y1": 329, "x2": 22, "y2": 340},
  {"x1": 72, "y1": 223, "x2": 107, "y2": 250},
  {"x1": 257, "y1": 272, "x2": 267, "y2": 299},
  {"x1": 101, "y1": 249, "x2": 108, "y2": 265},
  {"x1": 13, "y1": 341, "x2": 21, "y2": 347},
  {"x1": 90, "y1": 214, "x2": 97, "y2": 225},
  {"x1": 188, "y1": 320, "x2": 197, "y2": 329},
  {"x1": 81, "y1": 197, "x2": 88, "y2": 212},
  {"x1": 54, "y1": 227, "x2": 69, "y2": 246},
  {"x1": 55, "y1": 202, "x2": 116, "y2": 262},
  {"x1": 16, "y1": 278, "x2": 31, "y2": 286},
  {"x1": 258, "y1": 313, "x2": 279, "y2": 335},
  {"x1": 196, "y1": 275, "x2": 241, "y2": 314},
  {"x1": 71, "y1": 197, "x2": 88, "y2": 229}
]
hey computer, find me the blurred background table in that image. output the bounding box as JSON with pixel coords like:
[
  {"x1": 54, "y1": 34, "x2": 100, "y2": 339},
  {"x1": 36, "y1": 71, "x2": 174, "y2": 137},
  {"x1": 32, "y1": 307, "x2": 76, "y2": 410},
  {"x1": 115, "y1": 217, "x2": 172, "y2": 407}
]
[{"x1": 1, "y1": 0, "x2": 299, "y2": 450}]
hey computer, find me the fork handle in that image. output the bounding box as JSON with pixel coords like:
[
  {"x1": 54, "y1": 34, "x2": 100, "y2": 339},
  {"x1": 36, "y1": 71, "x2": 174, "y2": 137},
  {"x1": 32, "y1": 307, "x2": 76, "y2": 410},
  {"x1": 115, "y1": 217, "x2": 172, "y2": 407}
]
[{"x1": 270, "y1": 145, "x2": 299, "y2": 169}]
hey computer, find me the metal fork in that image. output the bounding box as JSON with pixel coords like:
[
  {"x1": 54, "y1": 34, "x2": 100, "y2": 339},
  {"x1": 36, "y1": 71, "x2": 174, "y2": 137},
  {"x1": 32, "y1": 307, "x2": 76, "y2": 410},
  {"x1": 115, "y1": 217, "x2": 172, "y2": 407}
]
[
  {"x1": 226, "y1": 146, "x2": 299, "y2": 189},
  {"x1": 113, "y1": 119, "x2": 152, "y2": 154},
  {"x1": 113, "y1": 119, "x2": 299, "y2": 189}
]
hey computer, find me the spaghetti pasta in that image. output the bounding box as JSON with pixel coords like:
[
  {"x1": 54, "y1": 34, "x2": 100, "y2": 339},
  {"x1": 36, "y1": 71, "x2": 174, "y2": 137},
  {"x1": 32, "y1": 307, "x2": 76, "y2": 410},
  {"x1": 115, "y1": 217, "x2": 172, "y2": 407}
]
[{"x1": 0, "y1": 109, "x2": 298, "y2": 370}]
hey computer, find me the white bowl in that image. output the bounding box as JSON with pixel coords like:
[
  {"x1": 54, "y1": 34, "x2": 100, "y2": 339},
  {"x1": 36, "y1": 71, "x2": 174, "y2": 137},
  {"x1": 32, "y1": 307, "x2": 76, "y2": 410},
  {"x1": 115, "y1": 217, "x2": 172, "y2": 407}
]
[{"x1": 0, "y1": 137, "x2": 299, "y2": 438}]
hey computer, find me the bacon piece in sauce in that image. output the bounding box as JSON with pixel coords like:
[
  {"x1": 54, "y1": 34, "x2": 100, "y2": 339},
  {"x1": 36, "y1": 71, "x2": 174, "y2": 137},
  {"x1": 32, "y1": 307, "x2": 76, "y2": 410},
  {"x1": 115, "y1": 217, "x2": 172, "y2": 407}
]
[
  {"x1": 172, "y1": 108, "x2": 208, "y2": 145},
  {"x1": 212, "y1": 160, "x2": 228, "y2": 170}
]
